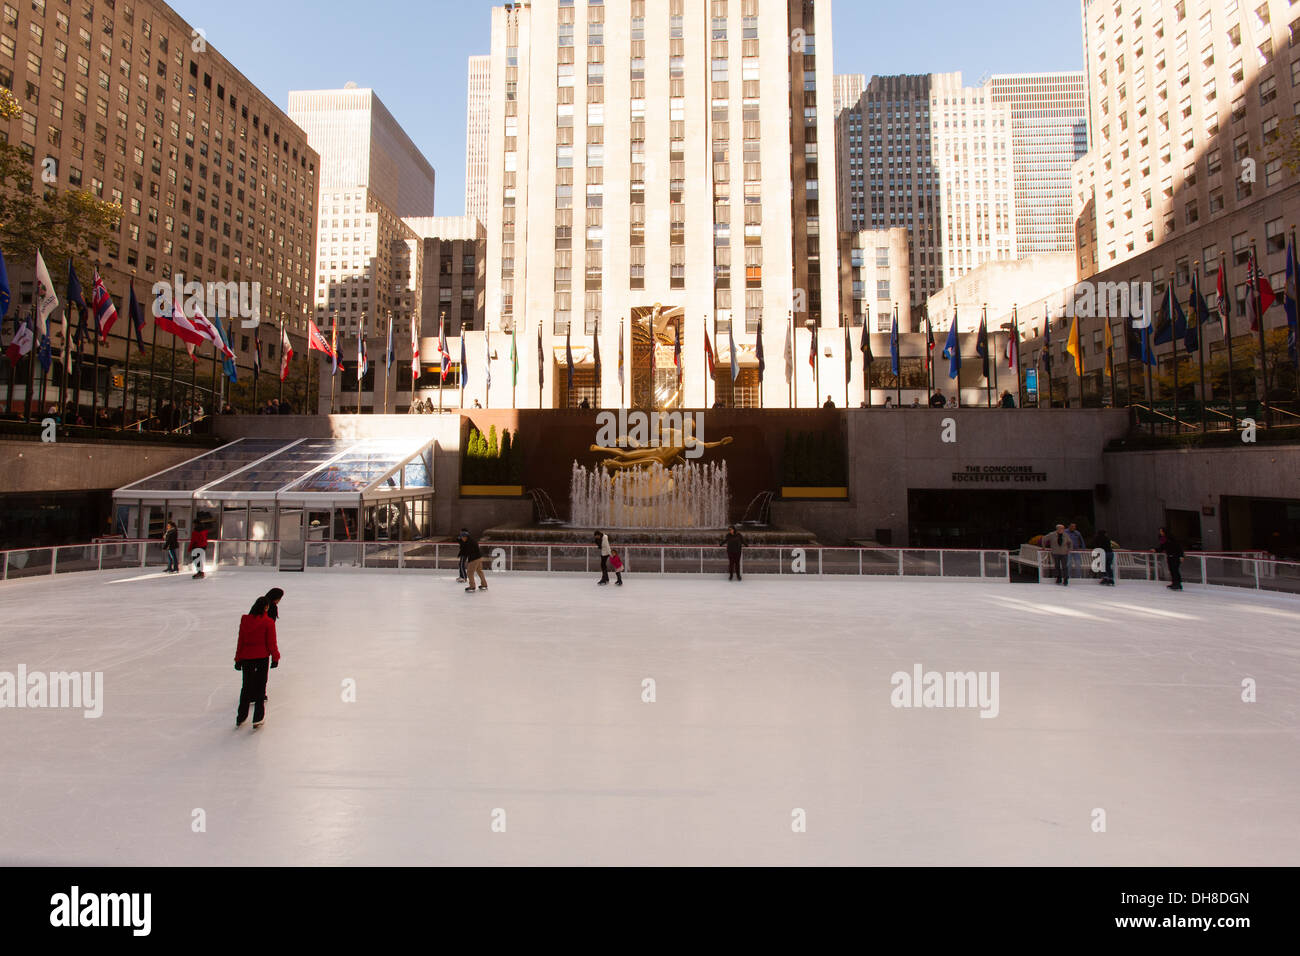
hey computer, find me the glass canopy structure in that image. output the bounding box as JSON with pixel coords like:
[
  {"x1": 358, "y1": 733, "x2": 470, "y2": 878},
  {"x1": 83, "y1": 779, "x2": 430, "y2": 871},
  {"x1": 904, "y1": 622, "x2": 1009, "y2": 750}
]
[{"x1": 112, "y1": 437, "x2": 435, "y2": 569}]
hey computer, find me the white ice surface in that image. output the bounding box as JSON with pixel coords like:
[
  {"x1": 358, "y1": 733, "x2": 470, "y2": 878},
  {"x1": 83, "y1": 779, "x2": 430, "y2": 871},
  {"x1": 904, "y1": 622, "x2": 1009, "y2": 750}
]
[{"x1": 1, "y1": 567, "x2": 1298, "y2": 866}]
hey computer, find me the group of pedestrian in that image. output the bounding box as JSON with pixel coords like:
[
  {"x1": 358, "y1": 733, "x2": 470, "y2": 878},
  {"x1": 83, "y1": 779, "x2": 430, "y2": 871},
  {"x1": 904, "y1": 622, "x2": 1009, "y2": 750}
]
[
  {"x1": 594, "y1": 530, "x2": 624, "y2": 585},
  {"x1": 1044, "y1": 520, "x2": 1183, "y2": 590},
  {"x1": 160, "y1": 520, "x2": 210, "y2": 577},
  {"x1": 257, "y1": 399, "x2": 293, "y2": 415},
  {"x1": 233, "y1": 587, "x2": 285, "y2": 729}
]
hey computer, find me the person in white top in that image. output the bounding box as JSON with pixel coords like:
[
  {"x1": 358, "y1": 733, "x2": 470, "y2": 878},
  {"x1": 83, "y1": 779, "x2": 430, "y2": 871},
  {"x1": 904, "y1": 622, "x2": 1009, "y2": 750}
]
[{"x1": 594, "y1": 531, "x2": 612, "y2": 585}]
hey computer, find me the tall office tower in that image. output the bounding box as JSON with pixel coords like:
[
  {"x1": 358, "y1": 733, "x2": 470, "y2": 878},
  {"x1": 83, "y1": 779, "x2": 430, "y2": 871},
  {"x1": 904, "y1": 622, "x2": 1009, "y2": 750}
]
[
  {"x1": 930, "y1": 72, "x2": 1017, "y2": 290},
  {"x1": 988, "y1": 72, "x2": 1087, "y2": 257},
  {"x1": 465, "y1": 55, "x2": 492, "y2": 224},
  {"x1": 835, "y1": 75, "x2": 938, "y2": 306},
  {"x1": 833, "y1": 72, "x2": 865, "y2": 115},
  {"x1": 289, "y1": 86, "x2": 437, "y2": 340},
  {"x1": 1074, "y1": 0, "x2": 1300, "y2": 285},
  {"x1": 0, "y1": 0, "x2": 318, "y2": 384},
  {"x1": 483, "y1": 0, "x2": 841, "y2": 410},
  {"x1": 393, "y1": 216, "x2": 487, "y2": 337}
]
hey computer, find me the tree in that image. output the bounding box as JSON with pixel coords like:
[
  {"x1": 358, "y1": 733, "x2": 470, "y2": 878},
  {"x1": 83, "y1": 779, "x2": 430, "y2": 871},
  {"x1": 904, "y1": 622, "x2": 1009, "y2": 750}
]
[{"x1": 0, "y1": 88, "x2": 121, "y2": 267}]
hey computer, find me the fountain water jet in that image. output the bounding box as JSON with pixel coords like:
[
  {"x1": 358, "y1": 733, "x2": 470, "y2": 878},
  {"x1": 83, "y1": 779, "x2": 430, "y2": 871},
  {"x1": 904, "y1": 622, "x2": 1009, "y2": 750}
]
[{"x1": 569, "y1": 460, "x2": 729, "y2": 530}]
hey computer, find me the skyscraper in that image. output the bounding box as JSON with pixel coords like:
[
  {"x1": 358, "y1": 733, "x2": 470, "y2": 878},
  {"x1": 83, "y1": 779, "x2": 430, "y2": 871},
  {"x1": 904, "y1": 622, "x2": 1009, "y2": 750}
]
[
  {"x1": 465, "y1": 55, "x2": 493, "y2": 225},
  {"x1": 289, "y1": 86, "x2": 437, "y2": 340},
  {"x1": 483, "y1": 0, "x2": 840, "y2": 409},
  {"x1": 988, "y1": 72, "x2": 1087, "y2": 257}
]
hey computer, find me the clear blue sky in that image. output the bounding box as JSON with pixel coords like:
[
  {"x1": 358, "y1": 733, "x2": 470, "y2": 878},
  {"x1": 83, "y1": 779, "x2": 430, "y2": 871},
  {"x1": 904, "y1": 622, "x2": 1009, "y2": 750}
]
[{"x1": 169, "y1": 0, "x2": 1084, "y2": 217}]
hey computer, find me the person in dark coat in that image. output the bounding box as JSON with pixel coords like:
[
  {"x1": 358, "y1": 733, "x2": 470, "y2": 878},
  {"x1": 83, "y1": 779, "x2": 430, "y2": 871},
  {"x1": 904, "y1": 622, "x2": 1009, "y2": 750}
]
[
  {"x1": 1155, "y1": 527, "x2": 1184, "y2": 591},
  {"x1": 928, "y1": 392, "x2": 947, "y2": 408},
  {"x1": 163, "y1": 521, "x2": 179, "y2": 573},
  {"x1": 456, "y1": 528, "x2": 470, "y2": 583},
  {"x1": 1091, "y1": 529, "x2": 1115, "y2": 586},
  {"x1": 234, "y1": 595, "x2": 281, "y2": 728},
  {"x1": 460, "y1": 530, "x2": 487, "y2": 592},
  {"x1": 721, "y1": 526, "x2": 746, "y2": 581}
]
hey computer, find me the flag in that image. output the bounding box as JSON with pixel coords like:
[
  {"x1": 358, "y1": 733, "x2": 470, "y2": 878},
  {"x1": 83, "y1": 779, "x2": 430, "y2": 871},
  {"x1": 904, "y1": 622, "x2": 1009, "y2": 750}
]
[
  {"x1": 1103, "y1": 318, "x2": 1114, "y2": 378},
  {"x1": 356, "y1": 328, "x2": 368, "y2": 382},
  {"x1": 34, "y1": 250, "x2": 58, "y2": 340},
  {"x1": 976, "y1": 313, "x2": 990, "y2": 380},
  {"x1": 729, "y1": 325, "x2": 738, "y2": 383},
  {"x1": 485, "y1": 326, "x2": 494, "y2": 392},
  {"x1": 1153, "y1": 284, "x2": 1176, "y2": 346},
  {"x1": 156, "y1": 299, "x2": 206, "y2": 347},
  {"x1": 385, "y1": 313, "x2": 394, "y2": 369},
  {"x1": 844, "y1": 323, "x2": 852, "y2": 386},
  {"x1": 37, "y1": 324, "x2": 51, "y2": 374},
  {"x1": 565, "y1": 322, "x2": 574, "y2": 390},
  {"x1": 757, "y1": 315, "x2": 766, "y2": 382},
  {"x1": 0, "y1": 246, "x2": 10, "y2": 321},
  {"x1": 591, "y1": 326, "x2": 600, "y2": 385},
  {"x1": 91, "y1": 271, "x2": 117, "y2": 341},
  {"x1": 1043, "y1": 308, "x2": 1054, "y2": 374},
  {"x1": 617, "y1": 318, "x2": 624, "y2": 388},
  {"x1": 460, "y1": 333, "x2": 469, "y2": 390},
  {"x1": 1216, "y1": 257, "x2": 1232, "y2": 339},
  {"x1": 925, "y1": 314, "x2": 935, "y2": 373},
  {"x1": 1286, "y1": 237, "x2": 1300, "y2": 366},
  {"x1": 127, "y1": 281, "x2": 146, "y2": 353},
  {"x1": 703, "y1": 327, "x2": 716, "y2": 378},
  {"x1": 510, "y1": 323, "x2": 519, "y2": 387},
  {"x1": 1245, "y1": 251, "x2": 1275, "y2": 332},
  {"x1": 65, "y1": 259, "x2": 85, "y2": 314},
  {"x1": 1127, "y1": 299, "x2": 1156, "y2": 367},
  {"x1": 808, "y1": 322, "x2": 817, "y2": 369},
  {"x1": 252, "y1": 324, "x2": 263, "y2": 376},
  {"x1": 330, "y1": 315, "x2": 343, "y2": 375},
  {"x1": 307, "y1": 319, "x2": 333, "y2": 358},
  {"x1": 1187, "y1": 271, "x2": 1207, "y2": 354},
  {"x1": 410, "y1": 317, "x2": 420, "y2": 384},
  {"x1": 219, "y1": 320, "x2": 238, "y2": 384},
  {"x1": 673, "y1": 322, "x2": 681, "y2": 383},
  {"x1": 536, "y1": 321, "x2": 544, "y2": 389},
  {"x1": 889, "y1": 313, "x2": 899, "y2": 376},
  {"x1": 439, "y1": 316, "x2": 452, "y2": 383},
  {"x1": 1065, "y1": 314, "x2": 1083, "y2": 378},
  {"x1": 280, "y1": 327, "x2": 293, "y2": 382},
  {"x1": 783, "y1": 313, "x2": 793, "y2": 385},
  {"x1": 1006, "y1": 317, "x2": 1019, "y2": 371},
  {"x1": 5, "y1": 314, "x2": 32, "y2": 365},
  {"x1": 942, "y1": 313, "x2": 960, "y2": 379}
]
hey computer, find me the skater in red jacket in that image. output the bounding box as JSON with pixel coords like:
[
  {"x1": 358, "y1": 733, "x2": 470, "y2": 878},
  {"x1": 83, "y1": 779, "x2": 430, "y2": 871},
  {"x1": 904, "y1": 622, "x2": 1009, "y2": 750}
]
[
  {"x1": 188, "y1": 524, "x2": 210, "y2": 579},
  {"x1": 234, "y1": 595, "x2": 281, "y2": 728}
]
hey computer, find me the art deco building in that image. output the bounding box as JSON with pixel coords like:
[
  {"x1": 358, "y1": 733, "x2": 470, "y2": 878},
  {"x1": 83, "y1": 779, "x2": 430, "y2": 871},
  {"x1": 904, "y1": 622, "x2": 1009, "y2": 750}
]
[
  {"x1": 483, "y1": 0, "x2": 841, "y2": 409},
  {"x1": 465, "y1": 55, "x2": 492, "y2": 225}
]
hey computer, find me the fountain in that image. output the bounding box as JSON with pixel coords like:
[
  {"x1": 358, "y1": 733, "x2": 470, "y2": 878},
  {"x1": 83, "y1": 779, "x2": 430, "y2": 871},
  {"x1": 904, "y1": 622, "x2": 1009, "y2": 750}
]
[{"x1": 569, "y1": 460, "x2": 729, "y2": 530}]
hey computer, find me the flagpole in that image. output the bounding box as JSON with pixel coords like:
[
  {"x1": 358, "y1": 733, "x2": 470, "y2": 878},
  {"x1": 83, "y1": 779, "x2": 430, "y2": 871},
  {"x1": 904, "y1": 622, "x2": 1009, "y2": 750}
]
[
  {"x1": 358, "y1": 315, "x2": 365, "y2": 416},
  {"x1": 1194, "y1": 261, "x2": 1208, "y2": 435},
  {"x1": 812, "y1": 321, "x2": 820, "y2": 405},
  {"x1": 843, "y1": 315, "x2": 850, "y2": 409},
  {"x1": 1077, "y1": 313, "x2": 1085, "y2": 411},
  {"x1": 983, "y1": 305, "x2": 992, "y2": 408},
  {"x1": 1220, "y1": 256, "x2": 1237, "y2": 431},
  {"x1": 57, "y1": 316, "x2": 67, "y2": 413},
  {"x1": 1107, "y1": 318, "x2": 1117, "y2": 411},
  {"x1": 277, "y1": 315, "x2": 285, "y2": 406},
  {"x1": 71, "y1": 305, "x2": 83, "y2": 417},
  {"x1": 1013, "y1": 306, "x2": 1023, "y2": 408},
  {"x1": 991, "y1": 317, "x2": 1000, "y2": 405},
  {"x1": 1249, "y1": 240, "x2": 1272, "y2": 427},
  {"x1": 1292, "y1": 227, "x2": 1300, "y2": 395},
  {"x1": 790, "y1": 311, "x2": 797, "y2": 409},
  {"x1": 862, "y1": 305, "x2": 870, "y2": 408},
  {"x1": 91, "y1": 267, "x2": 103, "y2": 428},
  {"x1": 24, "y1": 313, "x2": 36, "y2": 422}
]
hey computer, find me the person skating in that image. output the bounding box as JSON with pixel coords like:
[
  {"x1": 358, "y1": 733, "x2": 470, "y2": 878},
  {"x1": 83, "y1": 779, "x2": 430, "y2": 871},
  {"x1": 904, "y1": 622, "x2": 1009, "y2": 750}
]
[
  {"x1": 1155, "y1": 527, "x2": 1184, "y2": 590},
  {"x1": 595, "y1": 530, "x2": 612, "y2": 585},
  {"x1": 1046, "y1": 523, "x2": 1072, "y2": 585},
  {"x1": 460, "y1": 530, "x2": 487, "y2": 592},
  {"x1": 609, "y1": 549, "x2": 625, "y2": 586},
  {"x1": 234, "y1": 595, "x2": 280, "y2": 728},
  {"x1": 163, "y1": 521, "x2": 179, "y2": 573},
  {"x1": 188, "y1": 522, "x2": 209, "y2": 579},
  {"x1": 456, "y1": 527, "x2": 470, "y2": 583},
  {"x1": 721, "y1": 526, "x2": 746, "y2": 581},
  {"x1": 1067, "y1": 522, "x2": 1086, "y2": 576},
  {"x1": 1091, "y1": 529, "x2": 1115, "y2": 585}
]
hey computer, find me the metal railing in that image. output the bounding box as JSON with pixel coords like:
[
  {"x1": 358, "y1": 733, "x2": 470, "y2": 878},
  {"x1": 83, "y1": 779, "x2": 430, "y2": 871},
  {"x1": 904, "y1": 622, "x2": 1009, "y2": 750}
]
[
  {"x1": 1, "y1": 539, "x2": 1295, "y2": 596},
  {"x1": 1029, "y1": 548, "x2": 1300, "y2": 594}
]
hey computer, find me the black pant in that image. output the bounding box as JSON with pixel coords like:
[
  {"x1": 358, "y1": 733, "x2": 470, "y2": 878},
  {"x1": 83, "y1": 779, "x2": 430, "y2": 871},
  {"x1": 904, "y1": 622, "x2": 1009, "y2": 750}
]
[
  {"x1": 1053, "y1": 553, "x2": 1069, "y2": 584},
  {"x1": 458, "y1": 556, "x2": 467, "y2": 579},
  {"x1": 728, "y1": 553, "x2": 742, "y2": 579},
  {"x1": 1167, "y1": 555, "x2": 1183, "y2": 588},
  {"x1": 1103, "y1": 552, "x2": 1115, "y2": 582},
  {"x1": 237, "y1": 658, "x2": 270, "y2": 724},
  {"x1": 599, "y1": 554, "x2": 610, "y2": 583}
]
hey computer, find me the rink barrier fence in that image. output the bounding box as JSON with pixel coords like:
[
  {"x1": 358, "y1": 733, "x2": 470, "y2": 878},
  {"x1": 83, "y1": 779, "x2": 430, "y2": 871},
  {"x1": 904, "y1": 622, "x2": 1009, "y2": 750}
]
[{"x1": 0, "y1": 539, "x2": 1297, "y2": 595}]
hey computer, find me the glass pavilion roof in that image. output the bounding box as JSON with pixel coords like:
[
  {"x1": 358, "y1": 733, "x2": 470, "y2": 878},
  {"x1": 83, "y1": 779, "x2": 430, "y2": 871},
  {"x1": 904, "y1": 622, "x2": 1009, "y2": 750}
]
[{"x1": 114, "y1": 437, "x2": 434, "y2": 504}]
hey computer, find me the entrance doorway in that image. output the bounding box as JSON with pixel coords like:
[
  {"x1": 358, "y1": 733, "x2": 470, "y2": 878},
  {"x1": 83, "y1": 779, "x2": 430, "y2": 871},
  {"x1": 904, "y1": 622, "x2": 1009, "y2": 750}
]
[
  {"x1": 278, "y1": 508, "x2": 305, "y2": 571},
  {"x1": 908, "y1": 488, "x2": 1096, "y2": 551}
]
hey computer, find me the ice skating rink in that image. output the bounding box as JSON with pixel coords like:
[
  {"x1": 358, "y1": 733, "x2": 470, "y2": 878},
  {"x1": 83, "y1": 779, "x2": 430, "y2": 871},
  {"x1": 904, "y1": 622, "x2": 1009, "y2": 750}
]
[{"x1": 2, "y1": 567, "x2": 1298, "y2": 866}]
